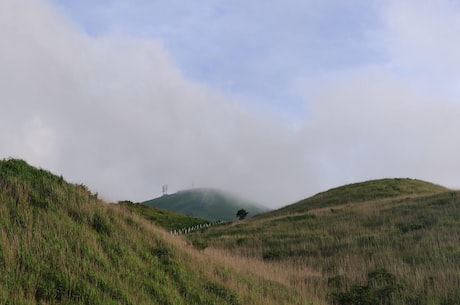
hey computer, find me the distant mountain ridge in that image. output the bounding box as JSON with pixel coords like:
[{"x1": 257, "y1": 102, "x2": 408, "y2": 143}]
[{"x1": 142, "y1": 188, "x2": 269, "y2": 221}]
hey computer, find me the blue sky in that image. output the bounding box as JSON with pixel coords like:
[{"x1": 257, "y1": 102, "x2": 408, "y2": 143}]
[
  {"x1": 51, "y1": 0, "x2": 383, "y2": 119},
  {"x1": 2, "y1": 0, "x2": 460, "y2": 207}
]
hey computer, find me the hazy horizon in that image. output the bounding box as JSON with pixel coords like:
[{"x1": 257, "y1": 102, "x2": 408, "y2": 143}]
[{"x1": 2, "y1": 0, "x2": 460, "y2": 208}]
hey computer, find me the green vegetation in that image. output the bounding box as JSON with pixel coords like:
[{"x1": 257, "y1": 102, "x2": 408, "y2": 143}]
[
  {"x1": 0, "y1": 159, "x2": 307, "y2": 305},
  {"x1": 236, "y1": 209, "x2": 249, "y2": 220},
  {"x1": 191, "y1": 178, "x2": 460, "y2": 304},
  {"x1": 3, "y1": 159, "x2": 459, "y2": 304},
  {"x1": 119, "y1": 200, "x2": 209, "y2": 231},
  {"x1": 329, "y1": 268, "x2": 402, "y2": 305},
  {"x1": 269, "y1": 178, "x2": 447, "y2": 216},
  {"x1": 143, "y1": 188, "x2": 268, "y2": 221}
]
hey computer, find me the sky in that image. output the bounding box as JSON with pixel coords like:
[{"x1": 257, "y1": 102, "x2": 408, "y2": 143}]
[{"x1": 1, "y1": 0, "x2": 460, "y2": 208}]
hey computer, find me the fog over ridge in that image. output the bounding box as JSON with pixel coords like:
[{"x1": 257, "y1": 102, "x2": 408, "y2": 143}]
[{"x1": 2, "y1": 0, "x2": 460, "y2": 208}]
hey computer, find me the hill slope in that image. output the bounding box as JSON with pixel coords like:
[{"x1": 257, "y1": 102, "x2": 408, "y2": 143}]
[
  {"x1": 269, "y1": 178, "x2": 448, "y2": 216},
  {"x1": 0, "y1": 159, "x2": 306, "y2": 305},
  {"x1": 119, "y1": 200, "x2": 209, "y2": 231},
  {"x1": 191, "y1": 178, "x2": 460, "y2": 304},
  {"x1": 142, "y1": 188, "x2": 268, "y2": 221}
]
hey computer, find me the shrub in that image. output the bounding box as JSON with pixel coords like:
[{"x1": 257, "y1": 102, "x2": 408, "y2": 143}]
[
  {"x1": 205, "y1": 282, "x2": 240, "y2": 305},
  {"x1": 441, "y1": 294, "x2": 460, "y2": 305},
  {"x1": 92, "y1": 212, "x2": 112, "y2": 236},
  {"x1": 329, "y1": 268, "x2": 402, "y2": 305},
  {"x1": 328, "y1": 275, "x2": 346, "y2": 289},
  {"x1": 262, "y1": 249, "x2": 284, "y2": 261},
  {"x1": 188, "y1": 237, "x2": 209, "y2": 250}
]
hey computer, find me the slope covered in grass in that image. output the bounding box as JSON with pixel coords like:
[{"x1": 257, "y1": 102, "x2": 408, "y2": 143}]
[
  {"x1": 143, "y1": 188, "x2": 269, "y2": 221},
  {"x1": 269, "y1": 178, "x2": 448, "y2": 216},
  {"x1": 119, "y1": 201, "x2": 209, "y2": 231},
  {"x1": 0, "y1": 159, "x2": 307, "y2": 305},
  {"x1": 192, "y1": 178, "x2": 460, "y2": 304}
]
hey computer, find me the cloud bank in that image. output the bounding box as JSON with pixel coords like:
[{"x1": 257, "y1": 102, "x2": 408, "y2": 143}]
[
  {"x1": 1, "y1": 0, "x2": 460, "y2": 208},
  {"x1": 0, "y1": 0, "x2": 314, "y2": 206}
]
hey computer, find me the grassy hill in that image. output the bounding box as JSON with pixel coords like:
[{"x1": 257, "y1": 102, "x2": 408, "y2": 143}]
[
  {"x1": 4, "y1": 159, "x2": 459, "y2": 304},
  {"x1": 142, "y1": 188, "x2": 269, "y2": 221},
  {"x1": 191, "y1": 178, "x2": 460, "y2": 305},
  {"x1": 269, "y1": 178, "x2": 448, "y2": 216},
  {"x1": 119, "y1": 200, "x2": 209, "y2": 231},
  {"x1": 0, "y1": 159, "x2": 307, "y2": 305}
]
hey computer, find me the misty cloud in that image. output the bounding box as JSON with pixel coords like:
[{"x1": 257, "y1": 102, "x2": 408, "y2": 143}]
[
  {"x1": 1, "y1": 0, "x2": 460, "y2": 208},
  {"x1": 0, "y1": 0, "x2": 315, "y2": 207},
  {"x1": 301, "y1": 67, "x2": 460, "y2": 189}
]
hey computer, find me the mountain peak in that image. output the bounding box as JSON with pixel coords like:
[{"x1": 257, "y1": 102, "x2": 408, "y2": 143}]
[{"x1": 143, "y1": 188, "x2": 269, "y2": 221}]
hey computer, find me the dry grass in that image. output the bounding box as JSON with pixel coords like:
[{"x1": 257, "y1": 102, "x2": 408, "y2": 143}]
[
  {"x1": 191, "y1": 186, "x2": 460, "y2": 304},
  {"x1": 1, "y1": 158, "x2": 315, "y2": 305},
  {"x1": 3, "y1": 159, "x2": 459, "y2": 305}
]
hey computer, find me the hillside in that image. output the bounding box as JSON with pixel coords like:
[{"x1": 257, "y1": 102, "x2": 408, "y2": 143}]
[
  {"x1": 268, "y1": 178, "x2": 448, "y2": 216},
  {"x1": 119, "y1": 200, "x2": 209, "y2": 231},
  {"x1": 4, "y1": 160, "x2": 459, "y2": 304},
  {"x1": 191, "y1": 178, "x2": 460, "y2": 305},
  {"x1": 0, "y1": 159, "x2": 307, "y2": 305},
  {"x1": 142, "y1": 188, "x2": 268, "y2": 221}
]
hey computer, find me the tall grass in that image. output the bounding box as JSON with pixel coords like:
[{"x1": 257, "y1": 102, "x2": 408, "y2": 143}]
[
  {"x1": 0, "y1": 159, "x2": 311, "y2": 305},
  {"x1": 4, "y1": 159, "x2": 457, "y2": 304},
  {"x1": 269, "y1": 178, "x2": 448, "y2": 216},
  {"x1": 119, "y1": 200, "x2": 209, "y2": 231},
  {"x1": 192, "y1": 181, "x2": 460, "y2": 304}
]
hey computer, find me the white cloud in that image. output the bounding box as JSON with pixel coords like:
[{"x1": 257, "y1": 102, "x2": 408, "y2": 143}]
[
  {"x1": 0, "y1": 0, "x2": 316, "y2": 207},
  {"x1": 299, "y1": 0, "x2": 460, "y2": 190},
  {"x1": 374, "y1": 0, "x2": 460, "y2": 152},
  {"x1": 302, "y1": 66, "x2": 460, "y2": 186},
  {"x1": 380, "y1": 0, "x2": 460, "y2": 83},
  {"x1": 0, "y1": 117, "x2": 57, "y2": 168},
  {"x1": 2, "y1": 0, "x2": 460, "y2": 210}
]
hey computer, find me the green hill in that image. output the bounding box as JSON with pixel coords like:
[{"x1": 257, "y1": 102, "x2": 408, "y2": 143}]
[
  {"x1": 191, "y1": 178, "x2": 460, "y2": 305},
  {"x1": 142, "y1": 188, "x2": 269, "y2": 221},
  {"x1": 119, "y1": 200, "x2": 209, "y2": 231},
  {"x1": 268, "y1": 178, "x2": 448, "y2": 216},
  {"x1": 4, "y1": 159, "x2": 459, "y2": 305},
  {"x1": 0, "y1": 159, "x2": 306, "y2": 305}
]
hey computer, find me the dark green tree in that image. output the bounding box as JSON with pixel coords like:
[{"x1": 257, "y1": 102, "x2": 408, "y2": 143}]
[{"x1": 236, "y1": 209, "x2": 248, "y2": 220}]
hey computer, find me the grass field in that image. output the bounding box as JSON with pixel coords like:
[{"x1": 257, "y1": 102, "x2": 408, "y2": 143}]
[
  {"x1": 119, "y1": 200, "x2": 209, "y2": 231},
  {"x1": 190, "y1": 179, "x2": 460, "y2": 305},
  {"x1": 2, "y1": 159, "x2": 459, "y2": 305},
  {"x1": 0, "y1": 159, "x2": 309, "y2": 305}
]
